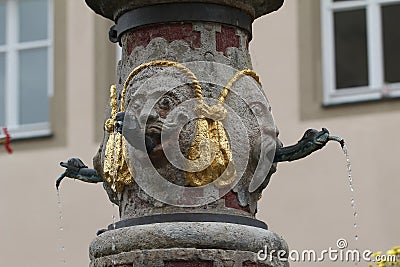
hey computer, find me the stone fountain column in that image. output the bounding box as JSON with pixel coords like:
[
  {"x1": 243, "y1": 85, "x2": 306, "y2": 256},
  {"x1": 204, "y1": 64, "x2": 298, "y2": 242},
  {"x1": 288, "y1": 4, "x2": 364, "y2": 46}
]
[{"x1": 85, "y1": 1, "x2": 288, "y2": 266}]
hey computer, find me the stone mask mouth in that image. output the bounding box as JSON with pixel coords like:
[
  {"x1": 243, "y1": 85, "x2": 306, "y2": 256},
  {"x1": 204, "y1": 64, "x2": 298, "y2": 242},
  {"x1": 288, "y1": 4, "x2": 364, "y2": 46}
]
[
  {"x1": 143, "y1": 117, "x2": 186, "y2": 160},
  {"x1": 143, "y1": 119, "x2": 167, "y2": 155},
  {"x1": 146, "y1": 120, "x2": 164, "y2": 136}
]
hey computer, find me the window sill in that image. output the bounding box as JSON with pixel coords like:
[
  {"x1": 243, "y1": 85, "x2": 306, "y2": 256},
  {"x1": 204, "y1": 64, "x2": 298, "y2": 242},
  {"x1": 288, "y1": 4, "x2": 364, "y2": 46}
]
[
  {"x1": 1, "y1": 122, "x2": 52, "y2": 141},
  {"x1": 323, "y1": 83, "x2": 400, "y2": 106}
]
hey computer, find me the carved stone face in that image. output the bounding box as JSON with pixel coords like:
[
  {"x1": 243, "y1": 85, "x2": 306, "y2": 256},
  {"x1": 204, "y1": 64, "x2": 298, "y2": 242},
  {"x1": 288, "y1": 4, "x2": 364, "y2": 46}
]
[
  {"x1": 114, "y1": 62, "x2": 278, "y2": 208},
  {"x1": 124, "y1": 76, "x2": 196, "y2": 185}
]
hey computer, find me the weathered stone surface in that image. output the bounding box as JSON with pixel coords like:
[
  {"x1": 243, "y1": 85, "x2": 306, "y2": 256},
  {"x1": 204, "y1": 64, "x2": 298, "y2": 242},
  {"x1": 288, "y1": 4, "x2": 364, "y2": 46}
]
[
  {"x1": 85, "y1": 0, "x2": 284, "y2": 21},
  {"x1": 90, "y1": 222, "x2": 288, "y2": 260},
  {"x1": 118, "y1": 185, "x2": 252, "y2": 220},
  {"x1": 86, "y1": 1, "x2": 288, "y2": 264},
  {"x1": 90, "y1": 248, "x2": 289, "y2": 267},
  {"x1": 164, "y1": 261, "x2": 213, "y2": 267},
  {"x1": 120, "y1": 23, "x2": 252, "y2": 69},
  {"x1": 100, "y1": 22, "x2": 280, "y2": 215}
]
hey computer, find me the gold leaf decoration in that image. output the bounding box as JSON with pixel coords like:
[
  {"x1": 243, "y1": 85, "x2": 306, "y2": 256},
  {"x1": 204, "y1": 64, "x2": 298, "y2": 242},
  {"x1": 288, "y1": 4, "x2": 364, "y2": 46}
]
[
  {"x1": 102, "y1": 61, "x2": 262, "y2": 191},
  {"x1": 103, "y1": 85, "x2": 133, "y2": 192},
  {"x1": 185, "y1": 68, "x2": 261, "y2": 187}
]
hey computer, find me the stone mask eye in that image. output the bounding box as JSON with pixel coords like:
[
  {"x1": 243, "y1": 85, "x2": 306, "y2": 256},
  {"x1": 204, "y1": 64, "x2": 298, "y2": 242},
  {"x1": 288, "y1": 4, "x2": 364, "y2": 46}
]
[
  {"x1": 131, "y1": 97, "x2": 143, "y2": 111},
  {"x1": 250, "y1": 102, "x2": 266, "y2": 117},
  {"x1": 158, "y1": 96, "x2": 175, "y2": 110}
]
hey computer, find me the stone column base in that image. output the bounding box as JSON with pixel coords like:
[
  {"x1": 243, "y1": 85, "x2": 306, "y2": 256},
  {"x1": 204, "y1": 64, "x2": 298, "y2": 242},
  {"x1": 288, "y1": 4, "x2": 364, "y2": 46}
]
[
  {"x1": 89, "y1": 222, "x2": 289, "y2": 267},
  {"x1": 90, "y1": 248, "x2": 289, "y2": 267}
]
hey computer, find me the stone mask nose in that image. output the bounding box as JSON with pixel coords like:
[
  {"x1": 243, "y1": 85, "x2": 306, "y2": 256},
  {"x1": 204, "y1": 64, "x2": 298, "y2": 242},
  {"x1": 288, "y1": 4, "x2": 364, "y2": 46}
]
[
  {"x1": 122, "y1": 114, "x2": 149, "y2": 152},
  {"x1": 140, "y1": 109, "x2": 159, "y2": 126}
]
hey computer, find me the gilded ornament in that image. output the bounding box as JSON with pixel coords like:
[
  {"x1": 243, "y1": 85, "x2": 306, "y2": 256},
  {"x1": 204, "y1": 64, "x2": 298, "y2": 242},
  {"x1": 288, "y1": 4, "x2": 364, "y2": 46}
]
[
  {"x1": 103, "y1": 85, "x2": 133, "y2": 192},
  {"x1": 185, "y1": 69, "x2": 262, "y2": 187}
]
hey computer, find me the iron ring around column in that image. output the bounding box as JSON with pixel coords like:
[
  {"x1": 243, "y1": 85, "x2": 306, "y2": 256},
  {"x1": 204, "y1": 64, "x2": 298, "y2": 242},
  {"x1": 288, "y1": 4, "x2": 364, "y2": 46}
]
[
  {"x1": 109, "y1": 3, "x2": 254, "y2": 44},
  {"x1": 97, "y1": 213, "x2": 268, "y2": 235}
]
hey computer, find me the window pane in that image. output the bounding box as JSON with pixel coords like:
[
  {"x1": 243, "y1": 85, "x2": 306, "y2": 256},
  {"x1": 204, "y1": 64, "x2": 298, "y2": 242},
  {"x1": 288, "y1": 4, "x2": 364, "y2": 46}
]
[
  {"x1": 382, "y1": 4, "x2": 400, "y2": 83},
  {"x1": 0, "y1": 2, "x2": 5, "y2": 45},
  {"x1": 0, "y1": 53, "x2": 5, "y2": 126},
  {"x1": 19, "y1": 48, "x2": 48, "y2": 124},
  {"x1": 334, "y1": 9, "x2": 369, "y2": 89},
  {"x1": 18, "y1": 0, "x2": 48, "y2": 42}
]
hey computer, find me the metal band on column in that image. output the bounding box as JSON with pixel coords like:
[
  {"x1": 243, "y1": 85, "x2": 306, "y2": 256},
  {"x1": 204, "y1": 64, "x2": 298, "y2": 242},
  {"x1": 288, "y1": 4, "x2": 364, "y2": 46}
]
[
  {"x1": 109, "y1": 3, "x2": 254, "y2": 43},
  {"x1": 106, "y1": 213, "x2": 269, "y2": 231}
]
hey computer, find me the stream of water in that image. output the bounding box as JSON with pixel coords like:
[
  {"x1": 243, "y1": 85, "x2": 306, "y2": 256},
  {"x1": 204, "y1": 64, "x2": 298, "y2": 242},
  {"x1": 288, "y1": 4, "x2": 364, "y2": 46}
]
[
  {"x1": 341, "y1": 142, "x2": 359, "y2": 245},
  {"x1": 56, "y1": 189, "x2": 67, "y2": 265}
]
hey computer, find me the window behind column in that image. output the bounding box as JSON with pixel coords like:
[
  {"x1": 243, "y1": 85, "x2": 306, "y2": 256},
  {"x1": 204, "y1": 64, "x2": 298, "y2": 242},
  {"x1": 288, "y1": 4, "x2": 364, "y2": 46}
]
[
  {"x1": 0, "y1": 0, "x2": 53, "y2": 139},
  {"x1": 321, "y1": 0, "x2": 400, "y2": 105}
]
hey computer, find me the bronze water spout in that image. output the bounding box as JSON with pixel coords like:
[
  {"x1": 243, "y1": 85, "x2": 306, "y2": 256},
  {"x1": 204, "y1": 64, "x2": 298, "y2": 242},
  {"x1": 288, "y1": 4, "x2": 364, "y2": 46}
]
[{"x1": 273, "y1": 128, "x2": 344, "y2": 163}]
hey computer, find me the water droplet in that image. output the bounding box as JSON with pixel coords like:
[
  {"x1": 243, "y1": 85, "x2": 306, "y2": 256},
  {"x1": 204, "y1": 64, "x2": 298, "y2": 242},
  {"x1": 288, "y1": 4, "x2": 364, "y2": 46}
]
[
  {"x1": 57, "y1": 190, "x2": 67, "y2": 264},
  {"x1": 350, "y1": 199, "x2": 355, "y2": 208},
  {"x1": 355, "y1": 235, "x2": 358, "y2": 241}
]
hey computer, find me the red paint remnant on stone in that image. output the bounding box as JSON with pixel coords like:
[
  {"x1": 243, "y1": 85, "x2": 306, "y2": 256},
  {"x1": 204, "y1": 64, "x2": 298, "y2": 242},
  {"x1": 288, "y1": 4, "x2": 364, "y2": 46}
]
[
  {"x1": 216, "y1": 25, "x2": 241, "y2": 55},
  {"x1": 164, "y1": 261, "x2": 213, "y2": 267},
  {"x1": 222, "y1": 191, "x2": 250, "y2": 213},
  {"x1": 126, "y1": 23, "x2": 201, "y2": 56}
]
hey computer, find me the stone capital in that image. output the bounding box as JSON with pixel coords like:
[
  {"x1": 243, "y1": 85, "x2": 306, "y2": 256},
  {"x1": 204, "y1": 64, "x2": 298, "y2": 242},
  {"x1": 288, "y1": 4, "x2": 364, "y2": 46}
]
[{"x1": 85, "y1": 0, "x2": 284, "y2": 21}]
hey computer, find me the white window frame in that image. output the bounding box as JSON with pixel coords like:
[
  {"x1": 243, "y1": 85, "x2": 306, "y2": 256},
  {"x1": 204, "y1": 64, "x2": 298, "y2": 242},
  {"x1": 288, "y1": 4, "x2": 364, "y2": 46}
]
[
  {"x1": 0, "y1": 0, "x2": 53, "y2": 139},
  {"x1": 321, "y1": 0, "x2": 400, "y2": 105}
]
